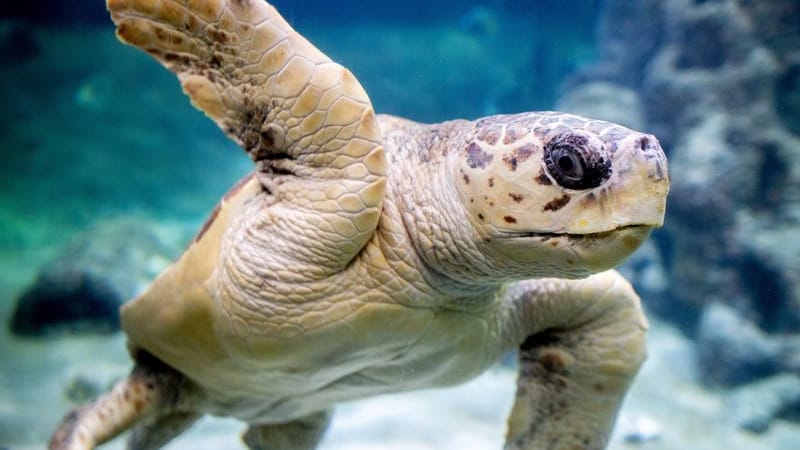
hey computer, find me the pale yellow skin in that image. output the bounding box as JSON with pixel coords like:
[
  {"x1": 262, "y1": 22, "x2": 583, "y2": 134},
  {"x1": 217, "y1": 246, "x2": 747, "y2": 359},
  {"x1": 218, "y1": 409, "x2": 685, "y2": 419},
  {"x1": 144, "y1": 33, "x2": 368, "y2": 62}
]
[{"x1": 50, "y1": 1, "x2": 669, "y2": 450}]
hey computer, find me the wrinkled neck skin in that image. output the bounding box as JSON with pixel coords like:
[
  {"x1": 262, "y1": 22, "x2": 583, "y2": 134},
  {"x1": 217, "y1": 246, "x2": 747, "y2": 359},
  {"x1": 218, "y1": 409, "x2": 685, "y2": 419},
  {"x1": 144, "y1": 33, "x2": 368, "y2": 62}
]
[
  {"x1": 374, "y1": 115, "x2": 536, "y2": 308},
  {"x1": 216, "y1": 115, "x2": 506, "y2": 323}
]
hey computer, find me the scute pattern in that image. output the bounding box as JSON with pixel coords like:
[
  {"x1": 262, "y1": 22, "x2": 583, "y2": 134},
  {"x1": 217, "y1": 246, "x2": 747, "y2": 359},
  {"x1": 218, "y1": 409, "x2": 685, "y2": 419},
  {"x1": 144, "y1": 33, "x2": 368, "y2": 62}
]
[{"x1": 109, "y1": 0, "x2": 387, "y2": 275}]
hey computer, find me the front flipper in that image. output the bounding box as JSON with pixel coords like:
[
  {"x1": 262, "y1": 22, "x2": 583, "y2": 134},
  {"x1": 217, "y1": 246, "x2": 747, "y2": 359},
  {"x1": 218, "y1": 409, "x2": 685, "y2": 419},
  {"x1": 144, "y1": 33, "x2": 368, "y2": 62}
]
[
  {"x1": 107, "y1": 0, "x2": 386, "y2": 274},
  {"x1": 501, "y1": 270, "x2": 648, "y2": 450}
]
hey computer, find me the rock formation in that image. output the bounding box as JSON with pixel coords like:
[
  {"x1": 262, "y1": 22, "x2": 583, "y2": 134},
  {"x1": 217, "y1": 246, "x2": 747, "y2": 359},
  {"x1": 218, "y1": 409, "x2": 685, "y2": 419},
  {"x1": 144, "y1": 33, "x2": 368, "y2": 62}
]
[{"x1": 561, "y1": 0, "x2": 800, "y2": 428}]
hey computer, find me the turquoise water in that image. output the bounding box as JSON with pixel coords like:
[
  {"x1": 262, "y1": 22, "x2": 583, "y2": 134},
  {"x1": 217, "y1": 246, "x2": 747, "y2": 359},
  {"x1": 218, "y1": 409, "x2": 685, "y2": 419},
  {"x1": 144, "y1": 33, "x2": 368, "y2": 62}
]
[
  {"x1": 1, "y1": 1, "x2": 798, "y2": 449},
  {"x1": 0, "y1": 1, "x2": 597, "y2": 258}
]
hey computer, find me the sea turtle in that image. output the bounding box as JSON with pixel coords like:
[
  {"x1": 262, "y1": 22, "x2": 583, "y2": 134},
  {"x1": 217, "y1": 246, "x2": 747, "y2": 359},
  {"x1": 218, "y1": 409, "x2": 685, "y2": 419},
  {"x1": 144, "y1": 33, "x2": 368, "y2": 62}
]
[{"x1": 50, "y1": 1, "x2": 669, "y2": 449}]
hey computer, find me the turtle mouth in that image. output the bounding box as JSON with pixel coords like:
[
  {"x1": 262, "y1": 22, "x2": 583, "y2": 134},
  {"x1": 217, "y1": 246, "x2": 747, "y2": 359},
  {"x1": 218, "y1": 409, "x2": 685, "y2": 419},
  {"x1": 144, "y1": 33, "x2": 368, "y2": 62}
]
[
  {"x1": 499, "y1": 224, "x2": 653, "y2": 240},
  {"x1": 492, "y1": 224, "x2": 654, "y2": 273}
]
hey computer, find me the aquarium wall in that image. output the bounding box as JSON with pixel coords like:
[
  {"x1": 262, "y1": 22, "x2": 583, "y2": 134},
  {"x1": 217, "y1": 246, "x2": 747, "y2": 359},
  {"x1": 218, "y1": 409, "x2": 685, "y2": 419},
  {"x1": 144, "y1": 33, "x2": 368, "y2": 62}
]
[{"x1": 1, "y1": 0, "x2": 799, "y2": 449}]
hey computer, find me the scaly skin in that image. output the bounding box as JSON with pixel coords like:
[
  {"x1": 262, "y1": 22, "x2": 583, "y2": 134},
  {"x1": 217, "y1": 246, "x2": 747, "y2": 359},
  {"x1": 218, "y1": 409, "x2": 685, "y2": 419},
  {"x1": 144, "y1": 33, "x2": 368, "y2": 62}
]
[
  {"x1": 50, "y1": 1, "x2": 669, "y2": 449},
  {"x1": 108, "y1": 0, "x2": 387, "y2": 276}
]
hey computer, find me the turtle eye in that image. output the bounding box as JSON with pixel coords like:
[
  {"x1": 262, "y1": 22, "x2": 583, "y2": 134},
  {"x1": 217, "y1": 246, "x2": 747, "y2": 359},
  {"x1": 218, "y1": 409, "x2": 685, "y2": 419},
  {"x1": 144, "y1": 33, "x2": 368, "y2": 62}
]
[
  {"x1": 544, "y1": 132, "x2": 611, "y2": 190},
  {"x1": 553, "y1": 148, "x2": 584, "y2": 180}
]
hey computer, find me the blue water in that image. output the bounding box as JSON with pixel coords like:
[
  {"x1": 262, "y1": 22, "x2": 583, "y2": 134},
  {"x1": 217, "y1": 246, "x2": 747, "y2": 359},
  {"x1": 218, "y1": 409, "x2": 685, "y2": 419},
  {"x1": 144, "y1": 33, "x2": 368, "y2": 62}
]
[
  {"x1": 0, "y1": 0, "x2": 598, "y2": 252},
  {"x1": 1, "y1": 0, "x2": 798, "y2": 449}
]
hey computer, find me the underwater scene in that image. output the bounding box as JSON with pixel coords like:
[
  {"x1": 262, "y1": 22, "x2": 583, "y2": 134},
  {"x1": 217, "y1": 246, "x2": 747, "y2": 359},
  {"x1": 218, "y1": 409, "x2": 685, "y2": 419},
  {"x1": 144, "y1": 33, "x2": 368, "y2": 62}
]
[{"x1": 1, "y1": 0, "x2": 799, "y2": 449}]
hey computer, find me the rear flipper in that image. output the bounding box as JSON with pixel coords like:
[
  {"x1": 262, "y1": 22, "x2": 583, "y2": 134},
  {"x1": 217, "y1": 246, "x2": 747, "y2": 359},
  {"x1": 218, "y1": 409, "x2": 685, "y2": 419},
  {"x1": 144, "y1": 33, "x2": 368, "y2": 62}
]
[{"x1": 50, "y1": 353, "x2": 195, "y2": 450}]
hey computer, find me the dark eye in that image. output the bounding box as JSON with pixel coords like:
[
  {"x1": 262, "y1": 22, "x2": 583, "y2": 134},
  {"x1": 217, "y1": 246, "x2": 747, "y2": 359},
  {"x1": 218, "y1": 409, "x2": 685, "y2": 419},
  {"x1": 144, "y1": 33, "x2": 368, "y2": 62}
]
[
  {"x1": 544, "y1": 132, "x2": 611, "y2": 190},
  {"x1": 554, "y1": 150, "x2": 584, "y2": 179}
]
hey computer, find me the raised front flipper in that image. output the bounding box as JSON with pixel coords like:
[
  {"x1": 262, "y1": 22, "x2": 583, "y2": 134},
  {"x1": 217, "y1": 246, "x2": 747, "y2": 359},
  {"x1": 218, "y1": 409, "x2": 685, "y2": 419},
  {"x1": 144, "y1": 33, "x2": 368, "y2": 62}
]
[
  {"x1": 500, "y1": 270, "x2": 648, "y2": 450},
  {"x1": 107, "y1": 0, "x2": 386, "y2": 274}
]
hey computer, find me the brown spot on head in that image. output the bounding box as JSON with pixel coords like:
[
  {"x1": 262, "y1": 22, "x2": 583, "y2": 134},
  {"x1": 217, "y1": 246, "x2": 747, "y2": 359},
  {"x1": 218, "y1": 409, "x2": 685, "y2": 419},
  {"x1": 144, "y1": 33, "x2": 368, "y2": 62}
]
[
  {"x1": 509, "y1": 193, "x2": 524, "y2": 203},
  {"x1": 476, "y1": 120, "x2": 502, "y2": 145},
  {"x1": 504, "y1": 120, "x2": 533, "y2": 144},
  {"x1": 503, "y1": 128, "x2": 519, "y2": 145},
  {"x1": 639, "y1": 136, "x2": 652, "y2": 151},
  {"x1": 543, "y1": 194, "x2": 571, "y2": 212},
  {"x1": 504, "y1": 215, "x2": 518, "y2": 224},
  {"x1": 505, "y1": 156, "x2": 518, "y2": 171},
  {"x1": 478, "y1": 213, "x2": 485, "y2": 221},
  {"x1": 502, "y1": 143, "x2": 536, "y2": 171},
  {"x1": 488, "y1": 177, "x2": 495, "y2": 187},
  {"x1": 462, "y1": 173, "x2": 470, "y2": 184},
  {"x1": 465, "y1": 142, "x2": 493, "y2": 169},
  {"x1": 535, "y1": 168, "x2": 553, "y2": 186}
]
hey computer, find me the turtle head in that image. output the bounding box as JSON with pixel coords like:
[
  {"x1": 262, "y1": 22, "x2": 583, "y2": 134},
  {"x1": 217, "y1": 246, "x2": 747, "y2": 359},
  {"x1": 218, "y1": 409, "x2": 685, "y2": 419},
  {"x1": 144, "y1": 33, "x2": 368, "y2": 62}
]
[{"x1": 452, "y1": 112, "x2": 669, "y2": 278}]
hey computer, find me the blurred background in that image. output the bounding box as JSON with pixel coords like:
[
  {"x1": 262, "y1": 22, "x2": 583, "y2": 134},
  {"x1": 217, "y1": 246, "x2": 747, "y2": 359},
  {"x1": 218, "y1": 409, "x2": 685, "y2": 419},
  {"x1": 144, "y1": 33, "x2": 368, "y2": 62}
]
[{"x1": 1, "y1": 1, "x2": 798, "y2": 449}]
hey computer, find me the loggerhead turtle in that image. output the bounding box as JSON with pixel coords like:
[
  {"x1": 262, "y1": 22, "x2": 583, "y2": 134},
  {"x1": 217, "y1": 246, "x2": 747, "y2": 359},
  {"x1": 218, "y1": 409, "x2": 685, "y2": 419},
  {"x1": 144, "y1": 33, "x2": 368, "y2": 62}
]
[{"x1": 50, "y1": 1, "x2": 669, "y2": 449}]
